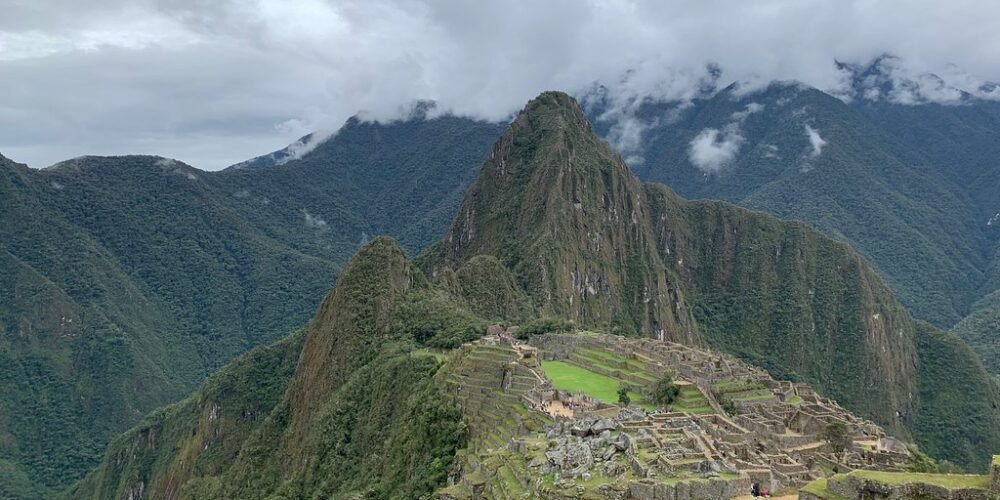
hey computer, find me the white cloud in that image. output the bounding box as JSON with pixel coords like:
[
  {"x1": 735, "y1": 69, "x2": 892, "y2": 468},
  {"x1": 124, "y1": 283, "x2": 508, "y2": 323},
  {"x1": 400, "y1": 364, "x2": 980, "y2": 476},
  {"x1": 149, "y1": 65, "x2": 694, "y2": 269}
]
[
  {"x1": 730, "y1": 102, "x2": 765, "y2": 121},
  {"x1": 686, "y1": 101, "x2": 763, "y2": 173},
  {"x1": 3, "y1": 0, "x2": 1000, "y2": 169},
  {"x1": 804, "y1": 124, "x2": 827, "y2": 157},
  {"x1": 302, "y1": 209, "x2": 328, "y2": 229},
  {"x1": 689, "y1": 126, "x2": 744, "y2": 174}
]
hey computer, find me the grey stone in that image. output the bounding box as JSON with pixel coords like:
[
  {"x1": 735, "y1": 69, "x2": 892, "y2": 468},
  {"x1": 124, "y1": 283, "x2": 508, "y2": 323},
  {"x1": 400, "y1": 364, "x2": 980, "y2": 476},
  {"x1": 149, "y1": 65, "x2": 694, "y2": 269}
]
[
  {"x1": 564, "y1": 440, "x2": 593, "y2": 470},
  {"x1": 613, "y1": 432, "x2": 631, "y2": 451},
  {"x1": 591, "y1": 418, "x2": 616, "y2": 434},
  {"x1": 571, "y1": 422, "x2": 591, "y2": 437}
]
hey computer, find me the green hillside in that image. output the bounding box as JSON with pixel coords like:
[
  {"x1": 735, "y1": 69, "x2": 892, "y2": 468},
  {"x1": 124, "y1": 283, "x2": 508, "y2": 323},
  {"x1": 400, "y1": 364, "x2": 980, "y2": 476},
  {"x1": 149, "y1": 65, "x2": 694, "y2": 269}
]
[
  {"x1": 0, "y1": 113, "x2": 502, "y2": 498},
  {"x1": 68, "y1": 238, "x2": 473, "y2": 499},
  {"x1": 597, "y1": 85, "x2": 988, "y2": 329},
  {"x1": 586, "y1": 81, "x2": 1000, "y2": 375}
]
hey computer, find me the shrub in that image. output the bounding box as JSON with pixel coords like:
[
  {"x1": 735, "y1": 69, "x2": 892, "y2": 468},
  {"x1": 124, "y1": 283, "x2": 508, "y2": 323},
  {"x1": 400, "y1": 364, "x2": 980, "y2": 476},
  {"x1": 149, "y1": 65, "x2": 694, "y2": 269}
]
[
  {"x1": 515, "y1": 317, "x2": 574, "y2": 340},
  {"x1": 617, "y1": 385, "x2": 631, "y2": 406},
  {"x1": 653, "y1": 376, "x2": 680, "y2": 406}
]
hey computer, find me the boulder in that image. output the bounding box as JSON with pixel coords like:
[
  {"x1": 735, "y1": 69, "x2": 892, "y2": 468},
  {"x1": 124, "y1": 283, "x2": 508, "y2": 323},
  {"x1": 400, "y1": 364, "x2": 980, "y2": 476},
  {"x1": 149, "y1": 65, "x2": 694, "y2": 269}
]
[
  {"x1": 613, "y1": 432, "x2": 631, "y2": 451},
  {"x1": 591, "y1": 418, "x2": 616, "y2": 434},
  {"x1": 571, "y1": 422, "x2": 592, "y2": 437},
  {"x1": 564, "y1": 440, "x2": 594, "y2": 470}
]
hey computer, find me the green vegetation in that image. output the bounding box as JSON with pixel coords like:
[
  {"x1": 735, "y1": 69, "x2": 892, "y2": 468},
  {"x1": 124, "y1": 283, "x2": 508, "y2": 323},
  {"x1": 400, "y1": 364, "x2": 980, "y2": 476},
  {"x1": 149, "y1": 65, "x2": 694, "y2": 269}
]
[
  {"x1": 617, "y1": 385, "x2": 631, "y2": 406},
  {"x1": 610, "y1": 84, "x2": 998, "y2": 333},
  {"x1": 38, "y1": 88, "x2": 1000, "y2": 497},
  {"x1": 393, "y1": 289, "x2": 486, "y2": 349},
  {"x1": 950, "y1": 289, "x2": 1000, "y2": 374},
  {"x1": 799, "y1": 478, "x2": 849, "y2": 500},
  {"x1": 843, "y1": 470, "x2": 990, "y2": 489},
  {"x1": 70, "y1": 239, "x2": 467, "y2": 499},
  {"x1": 541, "y1": 361, "x2": 647, "y2": 407},
  {"x1": 911, "y1": 322, "x2": 1000, "y2": 470},
  {"x1": 653, "y1": 376, "x2": 680, "y2": 406},
  {"x1": 672, "y1": 387, "x2": 714, "y2": 415},
  {"x1": 0, "y1": 113, "x2": 504, "y2": 496},
  {"x1": 821, "y1": 422, "x2": 852, "y2": 458},
  {"x1": 515, "y1": 317, "x2": 576, "y2": 339},
  {"x1": 420, "y1": 91, "x2": 1000, "y2": 470}
]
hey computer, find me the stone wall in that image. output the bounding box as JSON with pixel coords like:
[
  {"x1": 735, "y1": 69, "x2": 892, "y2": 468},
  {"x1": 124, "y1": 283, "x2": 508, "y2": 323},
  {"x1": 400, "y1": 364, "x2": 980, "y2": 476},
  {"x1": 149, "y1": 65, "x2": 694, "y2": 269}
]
[
  {"x1": 825, "y1": 473, "x2": 996, "y2": 500},
  {"x1": 992, "y1": 455, "x2": 999, "y2": 494}
]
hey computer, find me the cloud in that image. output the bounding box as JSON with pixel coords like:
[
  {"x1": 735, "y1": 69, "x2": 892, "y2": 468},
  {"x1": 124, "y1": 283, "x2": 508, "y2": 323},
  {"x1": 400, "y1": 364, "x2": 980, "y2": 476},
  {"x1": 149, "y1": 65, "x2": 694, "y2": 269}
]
[
  {"x1": 302, "y1": 209, "x2": 328, "y2": 229},
  {"x1": 689, "y1": 126, "x2": 744, "y2": 174},
  {"x1": 804, "y1": 124, "x2": 827, "y2": 157},
  {"x1": 2, "y1": 0, "x2": 1000, "y2": 169},
  {"x1": 730, "y1": 102, "x2": 765, "y2": 121},
  {"x1": 686, "y1": 101, "x2": 763, "y2": 173}
]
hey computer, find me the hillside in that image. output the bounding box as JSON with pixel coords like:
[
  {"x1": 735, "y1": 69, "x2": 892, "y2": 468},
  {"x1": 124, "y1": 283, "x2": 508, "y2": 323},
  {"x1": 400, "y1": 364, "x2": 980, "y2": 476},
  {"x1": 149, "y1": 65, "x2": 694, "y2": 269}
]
[
  {"x1": 68, "y1": 238, "x2": 475, "y2": 499},
  {"x1": 589, "y1": 84, "x2": 989, "y2": 330},
  {"x1": 0, "y1": 112, "x2": 502, "y2": 498},
  {"x1": 582, "y1": 74, "x2": 1000, "y2": 376}
]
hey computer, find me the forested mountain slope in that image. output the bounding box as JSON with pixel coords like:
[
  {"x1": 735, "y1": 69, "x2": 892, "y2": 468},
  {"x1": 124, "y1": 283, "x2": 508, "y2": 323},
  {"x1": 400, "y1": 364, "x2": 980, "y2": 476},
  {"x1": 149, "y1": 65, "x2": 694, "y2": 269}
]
[{"x1": 0, "y1": 112, "x2": 502, "y2": 498}]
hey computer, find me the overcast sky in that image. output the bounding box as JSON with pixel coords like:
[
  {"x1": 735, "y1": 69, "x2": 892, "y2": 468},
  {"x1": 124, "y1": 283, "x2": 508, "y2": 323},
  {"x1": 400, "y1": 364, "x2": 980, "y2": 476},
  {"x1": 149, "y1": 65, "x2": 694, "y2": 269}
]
[{"x1": 2, "y1": 0, "x2": 1000, "y2": 170}]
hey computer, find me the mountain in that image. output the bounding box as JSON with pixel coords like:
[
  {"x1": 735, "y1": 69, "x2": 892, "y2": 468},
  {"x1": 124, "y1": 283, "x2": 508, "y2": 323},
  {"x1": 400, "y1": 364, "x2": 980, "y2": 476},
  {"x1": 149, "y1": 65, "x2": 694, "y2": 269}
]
[
  {"x1": 0, "y1": 112, "x2": 503, "y2": 498},
  {"x1": 69, "y1": 92, "x2": 999, "y2": 499},
  {"x1": 68, "y1": 238, "x2": 471, "y2": 499},
  {"x1": 0, "y1": 153, "x2": 340, "y2": 498},
  {"x1": 951, "y1": 289, "x2": 1000, "y2": 375},
  {"x1": 588, "y1": 83, "x2": 989, "y2": 329},
  {"x1": 217, "y1": 114, "x2": 506, "y2": 255},
  {"x1": 581, "y1": 73, "x2": 1000, "y2": 376},
  {"x1": 422, "y1": 92, "x2": 999, "y2": 467}
]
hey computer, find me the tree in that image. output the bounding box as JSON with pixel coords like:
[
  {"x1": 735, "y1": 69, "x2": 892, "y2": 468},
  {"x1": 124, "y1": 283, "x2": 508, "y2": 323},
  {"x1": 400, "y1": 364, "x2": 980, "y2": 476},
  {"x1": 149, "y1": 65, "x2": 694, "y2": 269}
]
[
  {"x1": 821, "y1": 421, "x2": 852, "y2": 462},
  {"x1": 653, "y1": 376, "x2": 680, "y2": 407},
  {"x1": 617, "y1": 385, "x2": 631, "y2": 406}
]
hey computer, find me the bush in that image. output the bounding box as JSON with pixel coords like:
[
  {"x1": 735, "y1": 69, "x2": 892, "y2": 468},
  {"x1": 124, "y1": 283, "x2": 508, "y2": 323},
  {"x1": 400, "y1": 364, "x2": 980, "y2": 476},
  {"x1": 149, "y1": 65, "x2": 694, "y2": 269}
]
[
  {"x1": 515, "y1": 317, "x2": 575, "y2": 340},
  {"x1": 617, "y1": 385, "x2": 631, "y2": 406},
  {"x1": 393, "y1": 290, "x2": 487, "y2": 349},
  {"x1": 653, "y1": 376, "x2": 680, "y2": 406}
]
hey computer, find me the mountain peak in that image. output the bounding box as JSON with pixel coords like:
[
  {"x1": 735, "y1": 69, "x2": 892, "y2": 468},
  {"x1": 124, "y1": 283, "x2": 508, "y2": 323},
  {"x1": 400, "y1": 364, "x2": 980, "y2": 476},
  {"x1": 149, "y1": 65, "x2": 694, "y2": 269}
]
[
  {"x1": 512, "y1": 91, "x2": 595, "y2": 139},
  {"x1": 433, "y1": 90, "x2": 693, "y2": 339},
  {"x1": 289, "y1": 236, "x2": 412, "y2": 413}
]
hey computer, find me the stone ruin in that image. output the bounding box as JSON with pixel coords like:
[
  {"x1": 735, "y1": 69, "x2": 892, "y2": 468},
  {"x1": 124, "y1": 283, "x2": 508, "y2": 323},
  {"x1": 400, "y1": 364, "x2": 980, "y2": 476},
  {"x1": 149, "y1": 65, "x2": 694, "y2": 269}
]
[{"x1": 436, "y1": 331, "x2": 915, "y2": 499}]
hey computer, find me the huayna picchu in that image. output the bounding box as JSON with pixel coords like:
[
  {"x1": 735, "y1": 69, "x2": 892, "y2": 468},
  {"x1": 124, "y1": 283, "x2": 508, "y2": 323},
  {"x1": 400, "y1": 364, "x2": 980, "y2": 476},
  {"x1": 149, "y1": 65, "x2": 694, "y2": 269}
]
[{"x1": 67, "y1": 92, "x2": 1000, "y2": 499}]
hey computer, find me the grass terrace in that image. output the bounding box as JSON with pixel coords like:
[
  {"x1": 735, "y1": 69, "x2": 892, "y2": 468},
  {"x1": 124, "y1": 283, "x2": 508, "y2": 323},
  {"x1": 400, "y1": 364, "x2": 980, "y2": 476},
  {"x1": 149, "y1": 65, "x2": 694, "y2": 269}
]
[
  {"x1": 541, "y1": 360, "x2": 652, "y2": 410},
  {"x1": 800, "y1": 478, "x2": 849, "y2": 500},
  {"x1": 843, "y1": 470, "x2": 990, "y2": 489},
  {"x1": 671, "y1": 386, "x2": 714, "y2": 414}
]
